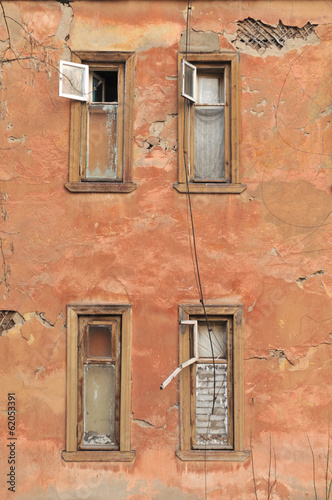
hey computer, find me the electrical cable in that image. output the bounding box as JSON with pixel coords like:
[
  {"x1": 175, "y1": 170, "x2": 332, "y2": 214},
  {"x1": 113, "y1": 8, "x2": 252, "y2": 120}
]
[{"x1": 183, "y1": 0, "x2": 217, "y2": 415}]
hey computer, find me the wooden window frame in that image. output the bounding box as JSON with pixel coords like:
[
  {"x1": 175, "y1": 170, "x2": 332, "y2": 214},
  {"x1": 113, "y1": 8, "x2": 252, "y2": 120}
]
[
  {"x1": 62, "y1": 304, "x2": 135, "y2": 462},
  {"x1": 174, "y1": 52, "x2": 246, "y2": 195},
  {"x1": 65, "y1": 52, "x2": 137, "y2": 194},
  {"x1": 176, "y1": 304, "x2": 249, "y2": 462},
  {"x1": 78, "y1": 316, "x2": 121, "y2": 450}
]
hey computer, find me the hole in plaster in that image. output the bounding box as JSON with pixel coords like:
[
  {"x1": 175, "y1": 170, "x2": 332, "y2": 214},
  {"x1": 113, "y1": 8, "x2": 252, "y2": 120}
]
[
  {"x1": 0, "y1": 310, "x2": 24, "y2": 335},
  {"x1": 236, "y1": 18, "x2": 317, "y2": 53}
]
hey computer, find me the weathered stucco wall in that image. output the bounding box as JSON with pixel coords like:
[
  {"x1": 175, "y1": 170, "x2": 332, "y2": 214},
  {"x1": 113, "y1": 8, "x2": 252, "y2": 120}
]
[{"x1": 0, "y1": 1, "x2": 331, "y2": 498}]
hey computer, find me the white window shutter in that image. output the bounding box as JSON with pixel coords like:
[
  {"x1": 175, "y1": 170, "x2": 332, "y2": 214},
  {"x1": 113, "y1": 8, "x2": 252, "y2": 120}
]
[
  {"x1": 181, "y1": 59, "x2": 197, "y2": 103},
  {"x1": 59, "y1": 60, "x2": 89, "y2": 102}
]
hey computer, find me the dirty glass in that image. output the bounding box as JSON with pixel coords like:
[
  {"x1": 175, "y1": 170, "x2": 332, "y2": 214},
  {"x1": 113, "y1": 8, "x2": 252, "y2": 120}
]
[
  {"x1": 88, "y1": 325, "x2": 112, "y2": 358},
  {"x1": 86, "y1": 104, "x2": 118, "y2": 179},
  {"x1": 184, "y1": 64, "x2": 195, "y2": 99},
  {"x1": 197, "y1": 320, "x2": 227, "y2": 359},
  {"x1": 92, "y1": 75, "x2": 104, "y2": 102},
  {"x1": 182, "y1": 60, "x2": 196, "y2": 101},
  {"x1": 195, "y1": 363, "x2": 228, "y2": 446},
  {"x1": 60, "y1": 62, "x2": 87, "y2": 100},
  {"x1": 197, "y1": 75, "x2": 224, "y2": 105},
  {"x1": 194, "y1": 107, "x2": 225, "y2": 180},
  {"x1": 83, "y1": 364, "x2": 116, "y2": 446}
]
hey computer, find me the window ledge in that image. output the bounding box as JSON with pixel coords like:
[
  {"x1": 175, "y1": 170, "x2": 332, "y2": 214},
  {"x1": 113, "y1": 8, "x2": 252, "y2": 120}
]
[
  {"x1": 65, "y1": 182, "x2": 137, "y2": 193},
  {"x1": 176, "y1": 450, "x2": 250, "y2": 462},
  {"x1": 173, "y1": 183, "x2": 246, "y2": 194},
  {"x1": 62, "y1": 450, "x2": 136, "y2": 462}
]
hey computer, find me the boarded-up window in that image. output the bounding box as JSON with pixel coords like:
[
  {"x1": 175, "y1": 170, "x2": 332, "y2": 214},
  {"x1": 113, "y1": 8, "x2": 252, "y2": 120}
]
[
  {"x1": 177, "y1": 304, "x2": 249, "y2": 462},
  {"x1": 193, "y1": 319, "x2": 232, "y2": 449}
]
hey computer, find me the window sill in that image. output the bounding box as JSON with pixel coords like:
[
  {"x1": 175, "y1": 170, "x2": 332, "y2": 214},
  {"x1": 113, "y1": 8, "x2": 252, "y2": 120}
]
[
  {"x1": 176, "y1": 450, "x2": 250, "y2": 462},
  {"x1": 173, "y1": 183, "x2": 246, "y2": 194},
  {"x1": 65, "y1": 182, "x2": 137, "y2": 193},
  {"x1": 62, "y1": 450, "x2": 136, "y2": 462}
]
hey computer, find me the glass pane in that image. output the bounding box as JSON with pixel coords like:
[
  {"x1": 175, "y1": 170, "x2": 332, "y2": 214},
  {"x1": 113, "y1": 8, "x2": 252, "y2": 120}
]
[
  {"x1": 197, "y1": 320, "x2": 227, "y2": 359},
  {"x1": 196, "y1": 363, "x2": 228, "y2": 446},
  {"x1": 198, "y1": 75, "x2": 224, "y2": 104},
  {"x1": 184, "y1": 64, "x2": 195, "y2": 99},
  {"x1": 92, "y1": 75, "x2": 104, "y2": 102},
  {"x1": 83, "y1": 364, "x2": 116, "y2": 446},
  {"x1": 88, "y1": 325, "x2": 112, "y2": 358},
  {"x1": 194, "y1": 107, "x2": 225, "y2": 180},
  {"x1": 87, "y1": 104, "x2": 119, "y2": 179}
]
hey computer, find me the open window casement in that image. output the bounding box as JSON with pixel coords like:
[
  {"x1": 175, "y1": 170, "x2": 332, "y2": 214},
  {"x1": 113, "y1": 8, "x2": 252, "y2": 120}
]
[
  {"x1": 59, "y1": 60, "x2": 89, "y2": 101},
  {"x1": 162, "y1": 316, "x2": 232, "y2": 449},
  {"x1": 90, "y1": 72, "x2": 105, "y2": 102},
  {"x1": 63, "y1": 52, "x2": 136, "y2": 193},
  {"x1": 59, "y1": 59, "x2": 123, "y2": 181},
  {"x1": 181, "y1": 59, "x2": 197, "y2": 102}
]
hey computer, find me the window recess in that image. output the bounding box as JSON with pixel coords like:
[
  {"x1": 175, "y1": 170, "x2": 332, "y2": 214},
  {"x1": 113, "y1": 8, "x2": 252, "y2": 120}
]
[
  {"x1": 175, "y1": 52, "x2": 246, "y2": 194},
  {"x1": 59, "y1": 52, "x2": 137, "y2": 193},
  {"x1": 168, "y1": 304, "x2": 249, "y2": 462},
  {"x1": 62, "y1": 305, "x2": 135, "y2": 462}
]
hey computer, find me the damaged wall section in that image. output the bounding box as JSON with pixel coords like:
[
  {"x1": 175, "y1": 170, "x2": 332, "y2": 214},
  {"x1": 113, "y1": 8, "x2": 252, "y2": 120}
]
[
  {"x1": 235, "y1": 18, "x2": 318, "y2": 54},
  {"x1": 0, "y1": 310, "x2": 24, "y2": 335}
]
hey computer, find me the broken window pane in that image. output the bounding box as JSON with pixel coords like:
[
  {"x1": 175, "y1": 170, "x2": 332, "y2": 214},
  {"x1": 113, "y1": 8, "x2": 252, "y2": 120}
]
[
  {"x1": 195, "y1": 363, "x2": 228, "y2": 446},
  {"x1": 194, "y1": 107, "x2": 225, "y2": 180},
  {"x1": 88, "y1": 324, "x2": 112, "y2": 358},
  {"x1": 197, "y1": 320, "x2": 227, "y2": 359},
  {"x1": 83, "y1": 364, "x2": 116, "y2": 446},
  {"x1": 87, "y1": 104, "x2": 118, "y2": 179}
]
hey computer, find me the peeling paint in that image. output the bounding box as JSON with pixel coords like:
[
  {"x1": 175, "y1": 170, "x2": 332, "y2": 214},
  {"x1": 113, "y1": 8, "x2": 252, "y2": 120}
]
[
  {"x1": 0, "y1": 1, "x2": 332, "y2": 499},
  {"x1": 296, "y1": 269, "x2": 325, "y2": 289}
]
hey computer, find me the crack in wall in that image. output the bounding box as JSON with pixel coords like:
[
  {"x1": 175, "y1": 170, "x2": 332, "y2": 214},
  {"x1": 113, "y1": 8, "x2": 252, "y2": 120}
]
[
  {"x1": 132, "y1": 417, "x2": 166, "y2": 430},
  {"x1": 296, "y1": 269, "x2": 325, "y2": 288},
  {"x1": 246, "y1": 349, "x2": 296, "y2": 365},
  {"x1": 0, "y1": 309, "x2": 63, "y2": 337},
  {"x1": 35, "y1": 311, "x2": 62, "y2": 328},
  {"x1": 140, "y1": 115, "x2": 178, "y2": 153},
  {"x1": 246, "y1": 340, "x2": 332, "y2": 368},
  {"x1": 56, "y1": 1, "x2": 74, "y2": 59},
  {"x1": 132, "y1": 404, "x2": 178, "y2": 431},
  {"x1": 0, "y1": 238, "x2": 11, "y2": 299}
]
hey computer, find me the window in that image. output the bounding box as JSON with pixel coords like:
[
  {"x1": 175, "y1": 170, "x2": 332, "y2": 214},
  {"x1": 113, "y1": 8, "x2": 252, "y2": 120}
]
[
  {"x1": 62, "y1": 52, "x2": 136, "y2": 193},
  {"x1": 62, "y1": 304, "x2": 135, "y2": 462},
  {"x1": 176, "y1": 304, "x2": 249, "y2": 461},
  {"x1": 175, "y1": 52, "x2": 246, "y2": 194}
]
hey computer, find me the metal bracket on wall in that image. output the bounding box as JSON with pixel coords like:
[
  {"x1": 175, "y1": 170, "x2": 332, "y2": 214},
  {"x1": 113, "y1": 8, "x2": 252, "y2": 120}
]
[{"x1": 160, "y1": 320, "x2": 198, "y2": 390}]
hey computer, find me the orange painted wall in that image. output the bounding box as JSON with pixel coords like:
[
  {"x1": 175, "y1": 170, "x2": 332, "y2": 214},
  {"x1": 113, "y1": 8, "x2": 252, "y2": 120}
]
[{"x1": 0, "y1": 1, "x2": 331, "y2": 498}]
